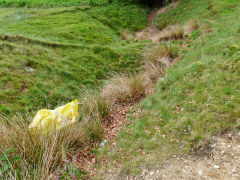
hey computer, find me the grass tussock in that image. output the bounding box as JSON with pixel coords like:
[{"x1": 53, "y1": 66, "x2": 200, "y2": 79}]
[
  {"x1": 101, "y1": 74, "x2": 147, "y2": 104},
  {"x1": 142, "y1": 43, "x2": 178, "y2": 83},
  {"x1": 143, "y1": 43, "x2": 177, "y2": 67},
  {"x1": 120, "y1": 30, "x2": 131, "y2": 40},
  {"x1": 0, "y1": 96, "x2": 107, "y2": 179},
  {"x1": 157, "y1": 25, "x2": 184, "y2": 41},
  {"x1": 0, "y1": 113, "x2": 89, "y2": 178}
]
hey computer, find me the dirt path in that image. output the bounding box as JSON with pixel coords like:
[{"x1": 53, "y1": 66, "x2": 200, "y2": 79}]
[
  {"x1": 74, "y1": 103, "x2": 137, "y2": 176},
  {"x1": 135, "y1": 1, "x2": 180, "y2": 42},
  {"x1": 98, "y1": 1, "x2": 240, "y2": 179},
  {"x1": 101, "y1": 132, "x2": 240, "y2": 180},
  {"x1": 136, "y1": 132, "x2": 240, "y2": 180}
]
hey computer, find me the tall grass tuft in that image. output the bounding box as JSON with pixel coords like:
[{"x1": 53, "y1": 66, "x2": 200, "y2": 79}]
[
  {"x1": 101, "y1": 74, "x2": 147, "y2": 104},
  {"x1": 0, "y1": 99, "x2": 105, "y2": 178},
  {"x1": 143, "y1": 43, "x2": 177, "y2": 67},
  {"x1": 157, "y1": 25, "x2": 184, "y2": 41}
]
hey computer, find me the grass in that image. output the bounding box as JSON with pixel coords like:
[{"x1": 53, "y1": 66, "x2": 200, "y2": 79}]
[
  {"x1": 0, "y1": 0, "x2": 108, "y2": 7},
  {"x1": 2, "y1": 0, "x2": 240, "y2": 178},
  {"x1": 95, "y1": 0, "x2": 240, "y2": 177},
  {"x1": 0, "y1": 3, "x2": 148, "y2": 115},
  {"x1": 157, "y1": 25, "x2": 184, "y2": 41},
  {"x1": 0, "y1": 1, "x2": 149, "y2": 178},
  {"x1": 101, "y1": 73, "x2": 147, "y2": 104},
  {"x1": 0, "y1": 113, "x2": 90, "y2": 178}
]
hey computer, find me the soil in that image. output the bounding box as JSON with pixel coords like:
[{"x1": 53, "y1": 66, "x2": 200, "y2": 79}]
[
  {"x1": 136, "y1": 132, "x2": 240, "y2": 180},
  {"x1": 135, "y1": 1, "x2": 180, "y2": 42}
]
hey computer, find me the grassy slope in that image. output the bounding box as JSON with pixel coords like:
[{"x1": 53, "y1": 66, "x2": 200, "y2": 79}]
[
  {"x1": 96, "y1": 0, "x2": 240, "y2": 176},
  {"x1": 0, "y1": 3, "x2": 148, "y2": 114},
  {"x1": 0, "y1": 0, "x2": 108, "y2": 7}
]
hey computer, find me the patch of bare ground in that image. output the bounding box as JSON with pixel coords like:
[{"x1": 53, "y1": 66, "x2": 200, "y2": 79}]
[
  {"x1": 100, "y1": 132, "x2": 240, "y2": 180},
  {"x1": 135, "y1": 1, "x2": 180, "y2": 42},
  {"x1": 74, "y1": 103, "x2": 145, "y2": 177},
  {"x1": 134, "y1": 132, "x2": 240, "y2": 180},
  {"x1": 103, "y1": 103, "x2": 136, "y2": 142}
]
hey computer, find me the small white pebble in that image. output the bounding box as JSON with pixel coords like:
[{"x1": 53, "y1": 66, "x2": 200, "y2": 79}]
[
  {"x1": 150, "y1": 171, "x2": 154, "y2": 176},
  {"x1": 211, "y1": 144, "x2": 216, "y2": 148},
  {"x1": 156, "y1": 170, "x2": 160, "y2": 174},
  {"x1": 232, "y1": 168, "x2": 237, "y2": 173},
  {"x1": 198, "y1": 169, "x2": 203, "y2": 176},
  {"x1": 214, "y1": 165, "x2": 220, "y2": 169},
  {"x1": 227, "y1": 145, "x2": 231, "y2": 148}
]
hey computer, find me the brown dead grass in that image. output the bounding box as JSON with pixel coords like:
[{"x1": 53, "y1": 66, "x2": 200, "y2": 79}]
[
  {"x1": 157, "y1": 25, "x2": 184, "y2": 42},
  {"x1": 101, "y1": 74, "x2": 147, "y2": 104},
  {"x1": 0, "y1": 113, "x2": 89, "y2": 179},
  {"x1": 143, "y1": 43, "x2": 177, "y2": 67},
  {"x1": 184, "y1": 19, "x2": 200, "y2": 34},
  {"x1": 121, "y1": 30, "x2": 131, "y2": 40}
]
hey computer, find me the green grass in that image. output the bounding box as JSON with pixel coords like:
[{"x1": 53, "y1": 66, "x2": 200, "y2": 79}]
[
  {"x1": 155, "y1": 0, "x2": 237, "y2": 30},
  {"x1": 0, "y1": 0, "x2": 108, "y2": 7},
  {"x1": 0, "y1": 3, "x2": 148, "y2": 114},
  {"x1": 96, "y1": 0, "x2": 240, "y2": 176}
]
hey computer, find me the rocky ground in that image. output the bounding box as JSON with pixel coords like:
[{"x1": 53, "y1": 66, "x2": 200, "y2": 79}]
[{"x1": 136, "y1": 132, "x2": 240, "y2": 180}]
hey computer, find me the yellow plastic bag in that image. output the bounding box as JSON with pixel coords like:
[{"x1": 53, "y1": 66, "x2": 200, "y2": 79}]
[{"x1": 29, "y1": 100, "x2": 79, "y2": 135}]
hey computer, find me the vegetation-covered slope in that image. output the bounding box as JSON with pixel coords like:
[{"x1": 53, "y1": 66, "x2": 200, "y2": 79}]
[
  {"x1": 96, "y1": 0, "x2": 240, "y2": 176},
  {"x1": 0, "y1": 0, "x2": 108, "y2": 7},
  {"x1": 0, "y1": 3, "x2": 147, "y2": 114}
]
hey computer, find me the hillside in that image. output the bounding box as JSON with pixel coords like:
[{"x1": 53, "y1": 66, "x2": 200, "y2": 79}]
[
  {"x1": 1, "y1": 0, "x2": 240, "y2": 179},
  {"x1": 95, "y1": 0, "x2": 240, "y2": 178},
  {"x1": 0, "y1": 3, "x2": 147, "y2": 114}
]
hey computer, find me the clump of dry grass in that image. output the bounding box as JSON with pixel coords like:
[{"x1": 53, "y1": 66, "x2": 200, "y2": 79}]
[
  {"x1": 0, "y1": 101, "x2": 104, "y2": 178},
  {"x1": 80, "y1": 90, "x2": 110, "y2": 120},
  {"x1": 157, "y1": 25, "x2": 184, "y2": 41},
  {"x1": 121, "y1": 30, "x2": 131, "y2": 40},
  {"x1": 101, "y1": 74, "x2": 147, "y2": 104},
  {"x1": 100, "y1": 44, "x2": 176, "y2": 104},
  {"x1": 143, "y1": 43, "x2": 177, "y2": 66},
  {"x1": 142, "y1": 43, "x2": 178, "y2": 83},
  {"x1": 184, "y1": 19, "x2": 200, "y2": 34},
  {"x1": 79, "y1": 90, "x2": 110, "y2": 140}
]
